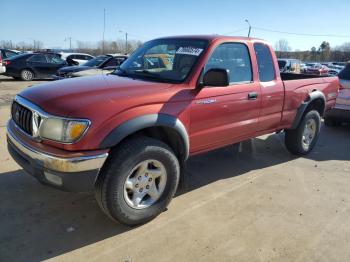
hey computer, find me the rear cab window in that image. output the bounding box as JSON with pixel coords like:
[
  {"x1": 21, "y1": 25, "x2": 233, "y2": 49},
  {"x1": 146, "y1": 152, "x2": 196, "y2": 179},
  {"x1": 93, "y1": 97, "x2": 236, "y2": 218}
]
[{"x1": 254, "y1": 43, "x2": 276, "y2": 82}]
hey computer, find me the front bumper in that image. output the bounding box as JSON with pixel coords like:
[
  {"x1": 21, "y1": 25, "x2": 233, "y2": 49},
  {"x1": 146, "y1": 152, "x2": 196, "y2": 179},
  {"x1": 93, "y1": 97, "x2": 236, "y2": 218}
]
[{"x1": 7, "y1": 123, "x2": 109, "y2": 192}]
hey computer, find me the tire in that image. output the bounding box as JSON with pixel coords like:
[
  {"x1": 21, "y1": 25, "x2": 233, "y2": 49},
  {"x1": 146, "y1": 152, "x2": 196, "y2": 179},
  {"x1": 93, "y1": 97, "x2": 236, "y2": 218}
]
[
  {"x1": 20, "y1": 69, "x2": 34, "y2": 81},
  {"x1": 285, "y1": 110, "x2": 321, "y2": 155},
  {"x1": 95, "y1": 136, "x2": 180, "y2": 225}
]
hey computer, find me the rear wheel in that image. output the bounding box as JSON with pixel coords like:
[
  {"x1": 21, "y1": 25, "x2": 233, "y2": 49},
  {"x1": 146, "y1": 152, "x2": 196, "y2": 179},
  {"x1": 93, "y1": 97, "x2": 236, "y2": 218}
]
[
  {"x1": 20, "y1": 69, "x2": 34, "y2": 81},
  {"x1": 95, "y1": 136, "x2": 180, "y2": 225},
  {"x1": 285, "y1": 110, "x2": 321, "y2": 155}
]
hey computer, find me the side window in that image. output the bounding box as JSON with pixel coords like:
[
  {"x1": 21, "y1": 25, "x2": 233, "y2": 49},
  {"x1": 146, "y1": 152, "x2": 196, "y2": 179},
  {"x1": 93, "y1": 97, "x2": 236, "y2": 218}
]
[
  {"x1": 4, "y1": 50, "x2": 17, "y2": 58},
  {"x1": 103, "y1": 58, "x2": 117, "y2": 67},
  {"x1": 85, "y1": 55, "x2": 93, "y2": 60},
  {"x1": 76, "y1": 55, "x2": 85, "y2": 60},
  {"x1": 205, "y1": 43, "x2": 252, "y2": 83},
  {"x1": 28, "y1": 54, "x2": 47, "y2": 63},
  {"x1": 116, "y1": 57, "x2": 126, "y2": 65},
  {"x1": 46, "y1": 54, "x2": 65, "y2": 64},
  {"x1": 254, "y1": 43, "x2": 275, "y2": 82}
]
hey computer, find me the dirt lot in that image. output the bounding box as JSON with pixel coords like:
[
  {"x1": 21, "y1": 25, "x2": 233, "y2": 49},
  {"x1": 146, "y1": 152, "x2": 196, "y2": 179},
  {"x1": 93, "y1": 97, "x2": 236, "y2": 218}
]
[{"x1": 0, "y1": 75, "x2": 350, "y2": 262}]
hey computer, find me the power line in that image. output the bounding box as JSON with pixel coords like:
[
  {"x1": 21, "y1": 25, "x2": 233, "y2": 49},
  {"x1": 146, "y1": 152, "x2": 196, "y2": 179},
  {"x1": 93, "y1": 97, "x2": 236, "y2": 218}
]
[
  {"x1": 252, "y1": 26, "x2": 350, "y2": 38},
  {"x1": 222, "y1": 27, "x2": 249, "y2": 35}
]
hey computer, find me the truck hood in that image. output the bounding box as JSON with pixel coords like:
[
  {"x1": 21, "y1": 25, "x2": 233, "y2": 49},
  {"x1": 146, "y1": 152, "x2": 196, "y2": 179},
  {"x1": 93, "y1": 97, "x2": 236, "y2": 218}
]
[{"x1": 19, "y1": 74, "x2": 174, "y2": 117}]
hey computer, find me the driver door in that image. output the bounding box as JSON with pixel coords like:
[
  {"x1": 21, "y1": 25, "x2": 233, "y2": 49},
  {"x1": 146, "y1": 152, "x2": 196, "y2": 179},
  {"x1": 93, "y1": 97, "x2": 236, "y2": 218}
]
[{"x1": 190, "y1": 42, "x2": 261, "y2": 153}]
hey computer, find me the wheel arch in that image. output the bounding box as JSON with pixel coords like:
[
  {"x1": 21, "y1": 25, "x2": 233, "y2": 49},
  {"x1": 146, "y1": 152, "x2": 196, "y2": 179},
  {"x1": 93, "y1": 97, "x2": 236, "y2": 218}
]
[
  {"x1": 99, "y1": 114, "x2": 190, "y2": 160},
  {"x1": 290, "y1": 90, "x2": 326, "y2": 129}
]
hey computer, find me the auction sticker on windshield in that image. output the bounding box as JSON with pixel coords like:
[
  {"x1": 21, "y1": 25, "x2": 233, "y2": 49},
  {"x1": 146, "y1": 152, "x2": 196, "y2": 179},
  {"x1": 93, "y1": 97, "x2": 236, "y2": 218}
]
[{"x1": 176, "y1": 47, "x2": 203, "y2": 56}]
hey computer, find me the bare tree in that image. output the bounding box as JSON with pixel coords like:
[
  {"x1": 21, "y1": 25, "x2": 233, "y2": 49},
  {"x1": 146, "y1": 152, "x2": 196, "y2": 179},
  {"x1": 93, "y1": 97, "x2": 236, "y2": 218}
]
[{"x1": 274, "y1": 39, "x2": 292, "y2": 52}]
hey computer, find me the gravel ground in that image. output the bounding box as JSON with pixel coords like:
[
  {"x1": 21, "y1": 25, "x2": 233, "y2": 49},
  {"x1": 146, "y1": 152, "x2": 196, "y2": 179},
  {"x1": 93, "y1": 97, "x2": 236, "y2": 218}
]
[{"x1": 0, "y1": 75, "x2": 350, "y2": 262}]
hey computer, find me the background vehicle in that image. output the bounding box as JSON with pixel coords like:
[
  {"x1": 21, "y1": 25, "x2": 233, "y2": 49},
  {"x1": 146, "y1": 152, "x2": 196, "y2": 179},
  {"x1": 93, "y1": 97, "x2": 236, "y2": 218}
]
[
  {"x1": 7, "y1": 36, "x2": 339, "y2": 226},
  {"x1": 325, "y1": 63, "x2": 350, "y2": 125},
  {"x1": 305, "y1": 63, "x2": 329, "y2": 75},
  {"x1": 3, "y1": 52, "x2": 67, "y2": 80},
  {"x1": 278, "y1": 58, "x2": 301, "y2": 73},
  {"x1": 54, "y1": 54, "x2": 127, "y2": 79},
  {"x1": 0, "y1": 49, "x2": 20, "y2": 74},
  {"x1": 59, "y1": 52, "x2": 94, "y2": 65}
]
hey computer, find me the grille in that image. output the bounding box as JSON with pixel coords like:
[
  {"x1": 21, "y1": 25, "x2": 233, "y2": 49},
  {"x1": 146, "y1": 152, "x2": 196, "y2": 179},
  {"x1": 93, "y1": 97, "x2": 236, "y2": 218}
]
[{"x1": 11, "y1": 101, "x2": 33, "y2": 135}]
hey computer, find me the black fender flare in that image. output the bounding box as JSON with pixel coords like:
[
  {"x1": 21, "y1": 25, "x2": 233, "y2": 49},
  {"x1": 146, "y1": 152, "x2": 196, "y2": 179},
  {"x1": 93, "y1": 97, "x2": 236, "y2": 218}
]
[
  {"x1": 100, "y1": 113, "x2": 190, "y2": 160},
  {"x1": 290, "y1": 90, "x2": 326, "y2": 129}
]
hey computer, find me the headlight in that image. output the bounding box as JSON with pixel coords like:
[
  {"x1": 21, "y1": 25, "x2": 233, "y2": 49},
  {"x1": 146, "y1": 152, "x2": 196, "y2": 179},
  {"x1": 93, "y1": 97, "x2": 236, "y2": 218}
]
[{"x1": 39, "y1": 118, "x2": 90, "y2": 143}]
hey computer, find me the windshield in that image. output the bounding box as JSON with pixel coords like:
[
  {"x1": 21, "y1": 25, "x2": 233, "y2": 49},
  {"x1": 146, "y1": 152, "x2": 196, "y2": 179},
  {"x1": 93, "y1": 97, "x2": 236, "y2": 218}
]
[
  {"x1": 83, "y1": 55, "x2": 109, "y2": 67},
  {"x1": 114, "y1": 38, "x2": 209, "y2": 83}
]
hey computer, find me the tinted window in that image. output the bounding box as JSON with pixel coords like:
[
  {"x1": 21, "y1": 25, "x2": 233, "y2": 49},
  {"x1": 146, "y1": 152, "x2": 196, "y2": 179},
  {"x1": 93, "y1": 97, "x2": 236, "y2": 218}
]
[
  {"x1": 76, "y1": 55, "x2": 86, "y2": 60},
  {"x1": 46, "y1": 54, "x2": 65, "y2": 64},
  {"x1": 83, "y1": 55, "x2": 109, "y2": 67},
  {"x1": 28, "y1": 54, "x2": 47, "y2": 63},
  {"x1": 338, "y1": 64, "x2": 350, "y2": 80},
  {"x1": 103, "y1": 58, "x2": 117, "y2": 67},
  {"x1": 278, "y1": 60, "x2": 287, "y2": 69},
  {"x1": 116, "y1": 57, "x2": 127, "y2": 65},
  {"x1": 85, "y1": 55, "x2": 93, "y2": 60},
  {"x1": 205, "y1": 42, "x2": 252, "y2": 83},
  {"x1": 4, "y1": 50, "x2": 17, "y2": 58},
  {"x1": 254, "y1": 43, "x2": 275, "y2": 82}
]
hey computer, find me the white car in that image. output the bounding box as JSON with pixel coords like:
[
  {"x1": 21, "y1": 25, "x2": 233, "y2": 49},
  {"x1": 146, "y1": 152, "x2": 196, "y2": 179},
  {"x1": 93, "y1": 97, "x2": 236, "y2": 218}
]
[
  {"x1": 325, "y1": 63, "x2": 350, "y2": 125},
  {"x1": 59, "y1": 52, "x2": 94, "y2": 65},
  {"x1": 0, "y1": 49, "x2": 20, "y2": 74}
]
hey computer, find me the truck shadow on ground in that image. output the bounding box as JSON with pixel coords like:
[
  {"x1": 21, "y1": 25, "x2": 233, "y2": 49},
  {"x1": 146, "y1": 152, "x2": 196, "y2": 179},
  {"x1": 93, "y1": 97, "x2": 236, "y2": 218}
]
[{"x1": 0, "y1": 124, "x2": 349, "y2": 261}]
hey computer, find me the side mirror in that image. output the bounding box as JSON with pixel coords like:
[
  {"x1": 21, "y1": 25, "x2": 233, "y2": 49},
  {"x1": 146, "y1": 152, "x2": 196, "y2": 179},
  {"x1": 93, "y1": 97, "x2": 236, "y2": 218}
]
[{"x1": 201, "y1": 68, "x2": 230, "y2": 87}]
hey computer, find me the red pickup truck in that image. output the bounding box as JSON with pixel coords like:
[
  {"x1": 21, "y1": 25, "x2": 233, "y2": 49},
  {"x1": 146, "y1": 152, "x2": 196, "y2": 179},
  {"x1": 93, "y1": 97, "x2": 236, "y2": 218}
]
[{"x1": 7, "y1": 36, "x2": 339, "y2": 225}]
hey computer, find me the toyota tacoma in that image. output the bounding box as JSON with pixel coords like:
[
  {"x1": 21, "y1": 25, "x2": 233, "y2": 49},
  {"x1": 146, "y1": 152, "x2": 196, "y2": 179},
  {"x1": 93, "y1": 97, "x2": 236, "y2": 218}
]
[{"x1": 7, "y1": 35, "x2": 339, "y2": 225}]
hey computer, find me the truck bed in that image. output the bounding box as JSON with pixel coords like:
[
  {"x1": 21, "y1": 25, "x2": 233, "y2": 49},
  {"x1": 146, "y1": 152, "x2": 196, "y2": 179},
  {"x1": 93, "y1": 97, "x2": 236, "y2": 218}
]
[{"x1": 281, "y1": 72, "x2": 327, "y2": 81}]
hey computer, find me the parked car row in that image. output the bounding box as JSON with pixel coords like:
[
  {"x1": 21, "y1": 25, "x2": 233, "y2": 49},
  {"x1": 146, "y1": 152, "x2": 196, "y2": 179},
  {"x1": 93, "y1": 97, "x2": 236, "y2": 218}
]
[
  {"x1": 277, "y1": 59, "x2": 346, "y2": 76},
  {"x1": 54, "y1": 55, "x2": 128, "y2": 79},
  {"x1": 1, "y1": 51, "x2": 128, "y2": 81}
]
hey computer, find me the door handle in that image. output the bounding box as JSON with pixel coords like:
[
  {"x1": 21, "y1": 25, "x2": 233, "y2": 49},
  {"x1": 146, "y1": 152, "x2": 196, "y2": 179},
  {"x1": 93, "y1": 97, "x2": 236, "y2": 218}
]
[{"x1": 248, "y1": 92, "x2": 258, "y2": 100}]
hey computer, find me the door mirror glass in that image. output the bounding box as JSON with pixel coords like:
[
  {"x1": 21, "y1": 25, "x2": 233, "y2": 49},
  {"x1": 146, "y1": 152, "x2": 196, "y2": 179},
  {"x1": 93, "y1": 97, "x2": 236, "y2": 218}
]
[{"x1": 202, "y1": 68, "x2": 230, "y2": 87}]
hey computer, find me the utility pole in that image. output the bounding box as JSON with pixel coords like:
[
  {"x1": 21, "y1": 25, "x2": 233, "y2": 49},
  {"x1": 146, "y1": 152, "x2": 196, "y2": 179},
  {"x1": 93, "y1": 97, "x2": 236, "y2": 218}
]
[
  {"x1": 102, "y1": 8, "x2": 106, "y2": 54},
  {"x1": 125, "y1": 32, "x2": 128, "y2": 54},
  {"x1": 245, "y1": 19, "x2": 252, "y2": 37},
  {"x1": 119, "y1": 30, "x2": 128, "y2": 54},
  {"x1": 64, "y1": 37, "x2": 72, "y2": 50}
]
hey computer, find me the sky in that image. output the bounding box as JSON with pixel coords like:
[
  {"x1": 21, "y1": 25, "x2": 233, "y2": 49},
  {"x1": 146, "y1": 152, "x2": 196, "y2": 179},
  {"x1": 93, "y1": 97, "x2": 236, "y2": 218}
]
[{"x1": 1, "y1": 0, "x2": 350, "y2": 51}]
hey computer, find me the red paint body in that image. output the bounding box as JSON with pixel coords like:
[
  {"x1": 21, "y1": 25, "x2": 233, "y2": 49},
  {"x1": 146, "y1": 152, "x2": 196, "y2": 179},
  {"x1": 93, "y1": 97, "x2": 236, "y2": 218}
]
[{"x1": 17, "y1": 36, "x2": 339, "y2": 157}]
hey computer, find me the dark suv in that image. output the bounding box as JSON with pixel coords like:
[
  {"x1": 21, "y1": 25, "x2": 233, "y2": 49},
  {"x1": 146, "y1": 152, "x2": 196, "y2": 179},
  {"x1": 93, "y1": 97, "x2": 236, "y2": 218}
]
[{"x1": 3, "y1": 52, "x2": 67, "y2": 80}]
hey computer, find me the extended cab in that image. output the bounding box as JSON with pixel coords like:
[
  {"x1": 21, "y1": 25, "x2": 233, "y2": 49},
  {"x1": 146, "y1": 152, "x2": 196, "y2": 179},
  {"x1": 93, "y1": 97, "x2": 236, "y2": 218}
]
[{"x1": 7, "y1": 36, "x2": 339, "y2": 225}]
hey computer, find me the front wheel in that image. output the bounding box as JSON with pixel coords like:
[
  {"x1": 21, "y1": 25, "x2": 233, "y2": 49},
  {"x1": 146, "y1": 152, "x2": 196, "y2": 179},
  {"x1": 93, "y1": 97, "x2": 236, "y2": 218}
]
[
  {"x1": 20, "y1": 69, "x2": 34, "y2": 81},
  {"x1": 285, "y1": 110, "x2": 321, "y2": 155},
  {"x1": 95, "y1": 136, "x2": 180, "y2": 225}
]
